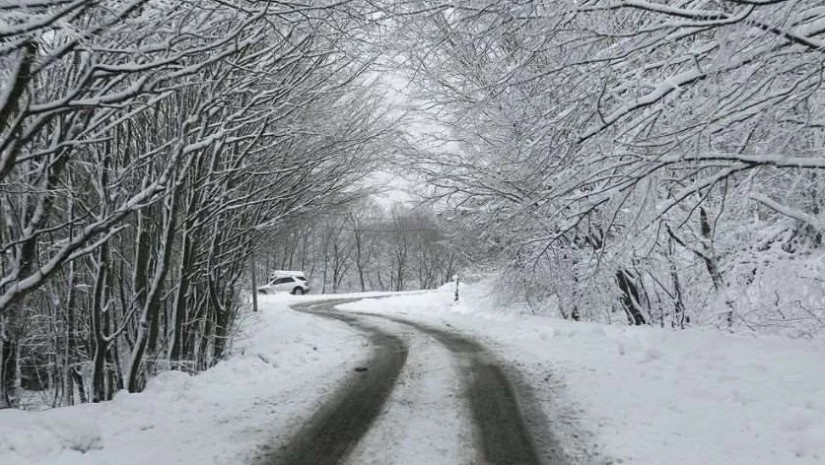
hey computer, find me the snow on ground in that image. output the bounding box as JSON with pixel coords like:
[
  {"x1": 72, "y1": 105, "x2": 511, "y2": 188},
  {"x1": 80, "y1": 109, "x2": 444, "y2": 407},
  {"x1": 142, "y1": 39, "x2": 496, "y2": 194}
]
[
  {"x1": 3, "y1": 285, "x2": 823, "y2": 465},
  {"x1": 0, "y1": 294, "x2": 371, "y2": 465},
  {"x1": 339, "y1": 283, "x2": 825, "y2": 465}
]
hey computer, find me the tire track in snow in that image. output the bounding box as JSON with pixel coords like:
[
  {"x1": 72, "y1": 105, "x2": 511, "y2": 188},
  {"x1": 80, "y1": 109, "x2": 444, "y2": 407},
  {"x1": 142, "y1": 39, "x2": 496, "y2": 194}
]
[
  {"x1": 363, "y1": 314, "x2": 551, "y2": 465},
  {"x1": 341, "y1": 318, "x2": 475, "y2": 465},
  {"x1": 261, "y1": 300, "x2": 408, "y2": 465},
  {"x1": 267, "y1": 299, "x2": 567, "y2": 465}
]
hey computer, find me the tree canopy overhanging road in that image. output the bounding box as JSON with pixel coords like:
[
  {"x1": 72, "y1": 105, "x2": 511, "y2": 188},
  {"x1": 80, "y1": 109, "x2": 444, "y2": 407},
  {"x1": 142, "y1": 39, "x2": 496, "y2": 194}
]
[{"x1": 1, "y1": 1, "x2": 825, "y2": 464}]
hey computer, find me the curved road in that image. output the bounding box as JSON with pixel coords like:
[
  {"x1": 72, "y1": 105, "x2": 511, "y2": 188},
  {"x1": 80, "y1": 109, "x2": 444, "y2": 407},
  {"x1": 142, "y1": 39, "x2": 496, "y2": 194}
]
[{"x1": 259, "y1": 298, "x2": 568, "y2": 465}]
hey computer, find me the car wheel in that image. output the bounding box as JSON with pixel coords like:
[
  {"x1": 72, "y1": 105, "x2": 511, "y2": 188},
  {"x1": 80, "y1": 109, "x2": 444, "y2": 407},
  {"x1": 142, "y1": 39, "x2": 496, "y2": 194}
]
[{"x1": 292, "y1": 287, "x2": 304, "y2": 295}]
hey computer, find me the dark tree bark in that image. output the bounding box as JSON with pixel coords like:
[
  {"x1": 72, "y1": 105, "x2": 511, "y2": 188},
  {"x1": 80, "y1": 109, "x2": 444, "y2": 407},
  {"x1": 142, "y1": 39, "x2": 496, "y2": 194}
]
[
  {"x1": 616, "y1": 269, "x2": 647, "y2": 326},
  {"x1": 91, "y1": 245, "x2": 109, "y2": 403}
]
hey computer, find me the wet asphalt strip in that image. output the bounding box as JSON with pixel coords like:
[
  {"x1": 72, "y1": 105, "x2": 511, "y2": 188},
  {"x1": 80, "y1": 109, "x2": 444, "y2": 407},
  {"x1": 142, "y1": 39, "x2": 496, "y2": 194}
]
[{"x1": 261, "y1": 299, "x2": 567, "y2": 465}]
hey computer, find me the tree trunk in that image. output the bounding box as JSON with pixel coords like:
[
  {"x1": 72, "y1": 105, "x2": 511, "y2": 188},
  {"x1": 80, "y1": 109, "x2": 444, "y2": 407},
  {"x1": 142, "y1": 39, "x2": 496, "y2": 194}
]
[
  {"x1": 616, "y1": 269, "x2": 647, "y2": 325},
  {"x1": 170, "y1": 229, "x2": 193, "y2": 362},
  {"x1": 127, "y1": 185, "x2": 178, "y2": 392},
  {"x1": 91, "y1": 245, "x2": 109, "y2": 403},
  {"x1": 699, "y1": 207, "x2": 732, "y2": 326},
  {"x1": 0, "y1": 314, "x2": 20, "y2": 408},
  {"x1": 250, "y1": 245, "x2": 258, "y2": 312}
]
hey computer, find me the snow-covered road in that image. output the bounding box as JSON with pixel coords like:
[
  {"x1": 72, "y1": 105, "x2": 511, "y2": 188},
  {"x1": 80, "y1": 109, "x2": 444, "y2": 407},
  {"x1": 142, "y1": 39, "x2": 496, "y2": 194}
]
[
  {"x1": 339, "y1": 286, "x2": 825, "y2": 465},
  {"x1": 266, "y1": 301, "x2": 555, "y2": 465},
  {"x1": 265, "y1": 301, "x2": 412, "y2": 465},
  {"x1": 2, "y1": 285, "x2": 824, "y2": 465}
]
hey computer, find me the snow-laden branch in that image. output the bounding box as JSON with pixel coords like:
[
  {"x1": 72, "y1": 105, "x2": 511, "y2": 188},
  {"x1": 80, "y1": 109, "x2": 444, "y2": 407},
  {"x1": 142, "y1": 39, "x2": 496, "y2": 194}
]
[
  {"x1": 579, "y1": 68, "x2": 706, "y2": 143},
  {"x1": 0, "y1": 168, "x2": 172, "y2": 315},
  {"x1": 750, "y1": 194, "x2": 825, "y2": 231}
]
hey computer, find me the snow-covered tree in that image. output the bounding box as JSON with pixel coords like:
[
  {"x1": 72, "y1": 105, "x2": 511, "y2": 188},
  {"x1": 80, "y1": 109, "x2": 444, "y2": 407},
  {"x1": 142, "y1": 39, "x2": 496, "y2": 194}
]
[
  {"x1": 0, "y1": 0, "x2": 392, "y2": 408},
  {"x1": 390, "y1": 0, "x2": 825, "y2": 334}
]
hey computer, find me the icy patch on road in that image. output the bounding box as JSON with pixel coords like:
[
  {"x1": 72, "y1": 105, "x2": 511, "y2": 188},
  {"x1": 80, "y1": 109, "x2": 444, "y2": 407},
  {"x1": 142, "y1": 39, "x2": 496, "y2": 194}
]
[
  {"x1": 340, "y1": 285, "x2": 825, "y2": 465},
  {"x1": 0, "y1": 295, "x2": 368, "y2": 465}
]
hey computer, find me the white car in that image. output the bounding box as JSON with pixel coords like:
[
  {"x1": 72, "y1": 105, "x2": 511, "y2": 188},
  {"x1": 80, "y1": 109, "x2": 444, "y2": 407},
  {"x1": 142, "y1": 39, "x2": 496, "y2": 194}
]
[{"x1": 258, "y1": 275, "x2": 310, "y2": 295}]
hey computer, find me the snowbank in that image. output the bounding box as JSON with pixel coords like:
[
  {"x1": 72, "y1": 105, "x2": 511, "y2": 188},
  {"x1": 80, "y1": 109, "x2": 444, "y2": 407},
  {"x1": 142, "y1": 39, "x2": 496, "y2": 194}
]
[
  {"x1": 340, "y1": 284, "x2": 825, "y2": 465},
  {"x1": 0, "y1": 295, "x2": 368, "y2": 465}
]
